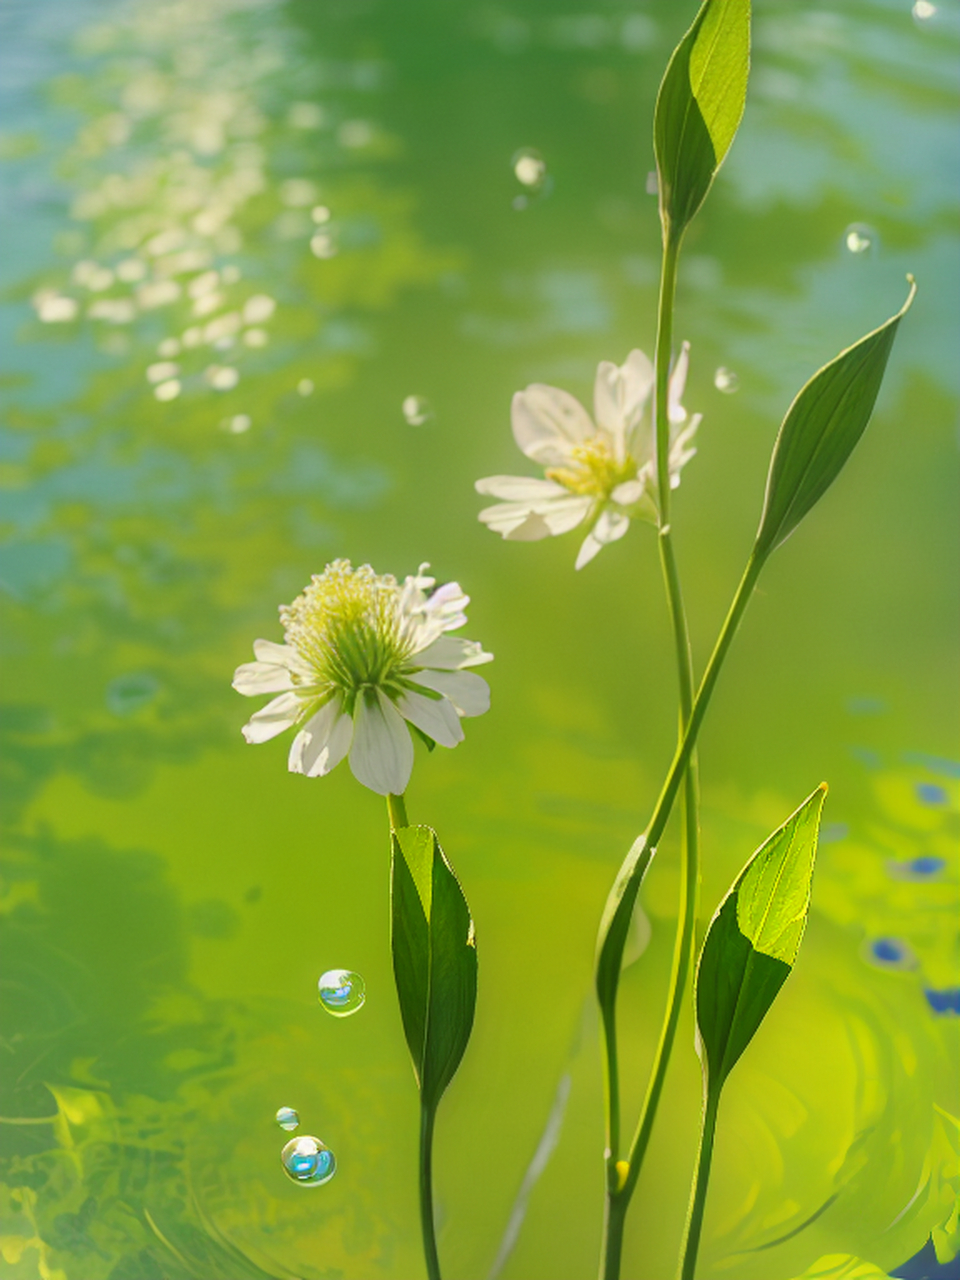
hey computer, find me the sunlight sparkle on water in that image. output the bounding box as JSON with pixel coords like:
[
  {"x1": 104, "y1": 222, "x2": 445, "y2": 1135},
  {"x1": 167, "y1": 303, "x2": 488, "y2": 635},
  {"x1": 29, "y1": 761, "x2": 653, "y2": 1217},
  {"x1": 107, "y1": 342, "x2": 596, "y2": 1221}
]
[
  {"x1": 714, "y1": 367, "x2": 739, "y2": 394},
  {"x1": 318, "y1": 968, "x2": 366, "y2": 1017},
  {"x1": 275, "y1": 1106, "x2": 299, "y2": 1131},
  {"x1": 281, "y1": 1135, "x2": 336, "y2": 1186},
  {"x1": 843, "y1": 223, "x2": 879, "y2": 256}
]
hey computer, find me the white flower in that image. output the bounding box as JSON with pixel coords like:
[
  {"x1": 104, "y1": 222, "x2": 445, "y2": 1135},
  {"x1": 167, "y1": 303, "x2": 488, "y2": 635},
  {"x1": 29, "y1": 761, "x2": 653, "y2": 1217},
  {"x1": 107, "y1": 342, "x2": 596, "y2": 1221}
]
[
  {"x1": 233, "y1": 560, "x2": 493, "y2": 796},
  {"x1": 476, "y1": 347, "x2": 701, "y2": 569}
]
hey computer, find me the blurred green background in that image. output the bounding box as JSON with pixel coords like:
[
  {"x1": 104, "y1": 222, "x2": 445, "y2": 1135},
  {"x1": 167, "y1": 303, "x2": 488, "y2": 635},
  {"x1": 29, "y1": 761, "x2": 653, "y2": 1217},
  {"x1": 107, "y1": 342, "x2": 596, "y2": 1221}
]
[{"x1": 1, "y1": 0, "x2": 958, "y2": 1277}]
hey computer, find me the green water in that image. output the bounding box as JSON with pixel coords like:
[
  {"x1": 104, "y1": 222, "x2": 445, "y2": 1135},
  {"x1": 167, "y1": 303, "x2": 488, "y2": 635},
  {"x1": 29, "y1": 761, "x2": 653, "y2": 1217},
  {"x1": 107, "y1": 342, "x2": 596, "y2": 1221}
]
[{"x1": 1, "y1": 0, "x2": 958, "y2": 1277}]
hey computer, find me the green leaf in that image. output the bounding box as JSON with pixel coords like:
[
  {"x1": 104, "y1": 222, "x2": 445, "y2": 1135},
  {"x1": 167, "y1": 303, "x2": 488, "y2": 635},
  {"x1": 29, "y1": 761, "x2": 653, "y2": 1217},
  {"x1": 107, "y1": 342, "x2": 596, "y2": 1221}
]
[
  {"x1": 390, "y1": 824, "x2": 478, "y2": 1112},
  {"x1": 594, "y1": 835, "x2": 656, "y2": 1019},
  {"x1": 654, "y1": 0, "x2": 751, "y2": 237},
  {"x1": 695, "y1": 785, "x2": 826, "y2": 1090},
  {"x1": 754, "y1": 279, "x2": 916, "y2": 559}
]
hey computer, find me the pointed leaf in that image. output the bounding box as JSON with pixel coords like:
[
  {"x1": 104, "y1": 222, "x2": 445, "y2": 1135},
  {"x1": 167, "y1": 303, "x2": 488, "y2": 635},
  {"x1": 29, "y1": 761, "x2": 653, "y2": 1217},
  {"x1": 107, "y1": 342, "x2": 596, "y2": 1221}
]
[
  {"x1": 390, "y1": 824, "x2": 478, "y2": 1112},
  {"x1": 696, "y1": 784, "x2": 826, "y2": 1090},
  {"x1": 755, "y1": 280, "x2": 916, "y2": 559},
  {"x1": 654, "y1": 0, "x2": 751, "y2": 237},
  {"x1": 595, "y1": 835, "x2": 656, "y2": 1018}
]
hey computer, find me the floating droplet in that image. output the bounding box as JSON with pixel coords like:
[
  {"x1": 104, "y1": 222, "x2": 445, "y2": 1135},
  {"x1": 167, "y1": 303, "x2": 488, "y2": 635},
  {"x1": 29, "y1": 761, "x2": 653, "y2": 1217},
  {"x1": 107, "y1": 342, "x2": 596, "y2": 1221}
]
[
  {"x1": 513, "y1": 148, "x2": 546, "y2": 189},
  {"x1": 843, "y1": 223, "x2": 879, "y2": 256},
  {"x1": 275, "y1": 1106, "x2": 300, "y2": 1131},
  {"x1": 402, "y1": 395, "x2": 433, "y2": 426},
  {"x1": 281, "y1": 1135, "x2": 336, "y2": 1186},
  {"x1": 318, "y1": 968, "x2": 365, "y2": 1017},
  {"x1": 713, "y1": 366, "x2": 739, "y2": 394}
]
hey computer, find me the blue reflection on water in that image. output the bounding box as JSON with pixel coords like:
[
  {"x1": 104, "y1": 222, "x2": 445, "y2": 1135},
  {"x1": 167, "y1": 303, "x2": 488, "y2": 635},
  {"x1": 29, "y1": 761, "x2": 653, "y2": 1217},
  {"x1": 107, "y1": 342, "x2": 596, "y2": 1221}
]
[{"x1": 923, "y1": 988, "x2": 960, "y2": 1016}]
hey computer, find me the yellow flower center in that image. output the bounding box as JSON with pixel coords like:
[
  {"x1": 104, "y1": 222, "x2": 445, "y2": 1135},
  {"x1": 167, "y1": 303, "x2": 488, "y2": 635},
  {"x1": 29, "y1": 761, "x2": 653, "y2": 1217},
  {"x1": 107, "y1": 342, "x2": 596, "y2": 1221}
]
[
  {"x1": 546, "y1": 437, "x2": 636, "y2": 498},
  {"x1": 280, "y1": 560, "x2": 411, "y2": 703}
]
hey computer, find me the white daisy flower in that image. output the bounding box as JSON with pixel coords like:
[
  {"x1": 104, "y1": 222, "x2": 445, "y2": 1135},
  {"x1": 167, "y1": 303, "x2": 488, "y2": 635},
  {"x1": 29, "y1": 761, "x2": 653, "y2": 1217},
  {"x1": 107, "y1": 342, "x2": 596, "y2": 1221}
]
[
  {"x1": 233, "y1": 560, "x2": 493, "y2": 796},
  {"x1": 475, "y1": 346, "x2": 700, "y2": 569}
]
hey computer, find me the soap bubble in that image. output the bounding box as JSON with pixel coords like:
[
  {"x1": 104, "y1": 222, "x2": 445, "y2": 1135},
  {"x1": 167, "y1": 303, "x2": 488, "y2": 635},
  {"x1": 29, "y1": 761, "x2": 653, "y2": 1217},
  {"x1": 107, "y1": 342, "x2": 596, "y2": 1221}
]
[
  {"x1": 843, "y1": 223, "x2": 879, "y2": 257},
  {"x1": 402, "y1": 395, "x2": 433, "y2": 426},
  {"x1": 713, "y1": 366, "x2": 739, "y2": 394},
  {"x1": 318, "y1": 968, "x2": 366, "y2": 1017},
  {"x1": 275, "y1": 1106, "x2": 300, "y2": 1131},
  {"x1": 281, "y1": 1135, "x2": 336, "y2": 1186}
]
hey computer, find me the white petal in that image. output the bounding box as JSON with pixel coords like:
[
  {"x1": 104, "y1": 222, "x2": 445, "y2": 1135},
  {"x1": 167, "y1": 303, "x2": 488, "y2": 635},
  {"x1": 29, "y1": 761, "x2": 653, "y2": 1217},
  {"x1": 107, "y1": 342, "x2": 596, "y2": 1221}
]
[
  {"x1": 593, "y1": 349, "x2": 654, "y2": 439},
  {"x1": 475, "y1": 475, "x2": 568, "y2": 501},
  {"x1": 538, "y1": 495, "x2": 594, "y2": 535},
  {"x1": 575, "y1": 531, "x2": 604, "y2": 570},
  {"x1": 253, "y1": 639, "x2": 296, "y2": 664},
  {"x1": 424, "y1": 581, "x2": 469, "y2": 631},
  {"x1": 233, "y1": 660, "x2": 294, "y2": 696},
  {"x1": 396, "y1": 689, "x2": 464, "y2": 748},
  {"x1": 594, "y1": 508, "x2": 631, "y2": 545},
  {"x1": 668, "y1": 341, "x2": 690, "y2": 424},
  {"x1": 241, "y1": 691, "x2": 303, "y2": 743},
  {"x1": 416, "y1": 636, "x2": 494, "y2": 669},
  {"x1": 289, "y1": 699, "x2": 355, "y2": 777},
  {"x1": 349, "y1": 691, "x2": 414, "y2": 795},
  {"x1": 511, "y1": 385, "x2": 594, "y2": 466},
  {"x1": 610, "y1": 478, "x2": 645, "y2": 506},
  {"x1": 412, "y1": 669, "x2": 490, "y2": 717},
  {"x1": 504, "y1": 511, "x2": 553, "y2": 541}
]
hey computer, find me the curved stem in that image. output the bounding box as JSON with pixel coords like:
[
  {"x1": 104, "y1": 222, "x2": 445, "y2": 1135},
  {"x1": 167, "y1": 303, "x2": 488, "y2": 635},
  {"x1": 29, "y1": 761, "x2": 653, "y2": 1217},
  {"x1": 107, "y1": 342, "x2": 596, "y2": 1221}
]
[
  {"x1": 419, "y1": 1102, "x2": 442, "y2": 1280},
  {"x1": 388, "y1": 792, "x2": 409, "y2": 830},
  {"x1": 678, "y1": 1084, "x2": 721, "y2": 1280}
]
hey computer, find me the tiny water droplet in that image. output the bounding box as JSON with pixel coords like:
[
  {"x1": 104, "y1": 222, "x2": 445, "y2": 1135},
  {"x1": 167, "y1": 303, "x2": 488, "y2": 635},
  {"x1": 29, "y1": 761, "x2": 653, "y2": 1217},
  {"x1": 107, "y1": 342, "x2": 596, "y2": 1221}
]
[
  {"x1": 281, "y1": 1135, "x2": 336, "y2": 1186},
  {"x1": 512, "y1": 148, "x2": 546, "y2": 189},
  {"x1": 275, "y1": 1106, "x2": 300, "y2": 1131},
  {"x1": 402, "y1": 395, "x2": 433, "y2": 426},
  {"x1": 318, "y1": 968, "x2": 366, "y2": 1017},
  {"x1": 843, "y1": 223, "x2": 879, "y2": 256},
  {"x1": 713, "y1": 366, "x2": 739, "y2": 394}
]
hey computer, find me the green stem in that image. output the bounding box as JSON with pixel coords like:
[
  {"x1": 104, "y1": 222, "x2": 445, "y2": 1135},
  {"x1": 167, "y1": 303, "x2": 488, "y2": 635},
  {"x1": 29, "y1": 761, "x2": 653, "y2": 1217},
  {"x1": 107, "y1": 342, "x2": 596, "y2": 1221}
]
[
  {"x1": 387, "y1": 792, "x2": 409, "y2": 830},
  {"x1": 600, "y1": 1189, "x2": 628, "y2": 1280},
  {"x1": 679, "y1": 1084, "x2": 721, "y2": 1280},
  {"x1": 654, "y1": 234, "x2": 680, "y2": 527},
  {"x1": 419, "y1": 1102, "x2": 442, "y2": 1280}
]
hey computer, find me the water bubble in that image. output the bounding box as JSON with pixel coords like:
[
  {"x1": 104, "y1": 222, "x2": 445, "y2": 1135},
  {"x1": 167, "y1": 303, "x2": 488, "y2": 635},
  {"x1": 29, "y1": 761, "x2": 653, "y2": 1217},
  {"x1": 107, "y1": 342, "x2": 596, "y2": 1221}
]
[
  {"x1": 843, "y1": 223, "x2": 879, "y2": 257},
  {"x1": 275, "y1": 1106, "x2": 300, "y2": 1131},
  {"x1": 281, "y1": 1135, "x2": 336, "y2": 1186},
  {"x1": 318, "y1": 968, "x2": 366, "y2": 1017},
  {"x1": 402, "y1": 395, "x2": 433, "y2": 426},
  {"x1": 513, "y1": 148, "x2": 546, "y2": 189},
  {"x1": 713, "y1": 366, "x2": 739, "y2": 394}
]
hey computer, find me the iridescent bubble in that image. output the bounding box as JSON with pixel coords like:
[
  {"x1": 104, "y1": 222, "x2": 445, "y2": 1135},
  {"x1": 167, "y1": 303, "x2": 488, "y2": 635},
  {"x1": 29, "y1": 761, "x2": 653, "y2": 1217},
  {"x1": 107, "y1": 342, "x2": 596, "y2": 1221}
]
[
  {"x1": 281, "y1": 1135, "x2": 336, "y2": 1186},
  {"x1": 318, "y1": 968, "x2": 366, "y2": 1017},
  {"x1": 275, "y1": 1106, "x2": 300, "y2": 1131},
  {"x1": 843, "y1": 223, "x2": 879, "y2": 256},
  {"x1": 402, "y1": 395, "x2": 433, "y2": 426},
  {"x1": 714, "y1": 366, "x2": 739, "y2": 394}
]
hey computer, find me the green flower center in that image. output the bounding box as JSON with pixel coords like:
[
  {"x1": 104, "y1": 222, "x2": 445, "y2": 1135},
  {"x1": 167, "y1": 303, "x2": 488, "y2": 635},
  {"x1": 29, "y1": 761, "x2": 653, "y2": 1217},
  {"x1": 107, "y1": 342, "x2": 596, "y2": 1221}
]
[
  {"x1": 546, "y1": 437, "x2": 636, "y2": 498},
  {"x1": 280, "y1": 560, "x2": 413, "y2": 706}
]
